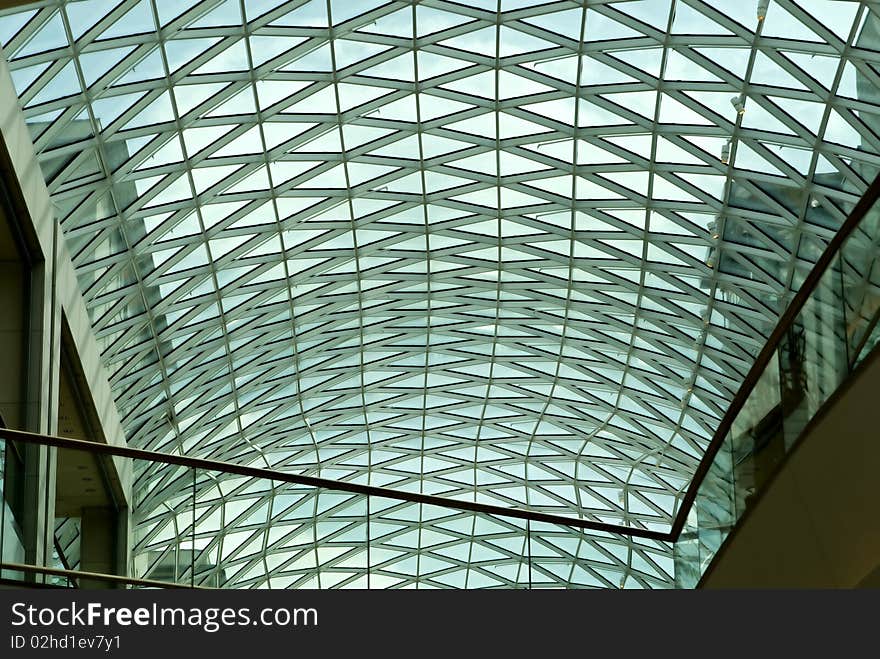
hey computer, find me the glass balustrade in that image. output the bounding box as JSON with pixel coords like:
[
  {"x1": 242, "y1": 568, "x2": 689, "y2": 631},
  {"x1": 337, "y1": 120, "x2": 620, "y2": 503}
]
[{"x1": 674, "y1": 189, "x2": 880, "y2": 587}]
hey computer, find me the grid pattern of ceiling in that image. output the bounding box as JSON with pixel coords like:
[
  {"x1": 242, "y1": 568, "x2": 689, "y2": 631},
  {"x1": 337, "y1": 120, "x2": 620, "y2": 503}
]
[{"x1": 1, "y1": 0, "x2": 879, "y2": 588}]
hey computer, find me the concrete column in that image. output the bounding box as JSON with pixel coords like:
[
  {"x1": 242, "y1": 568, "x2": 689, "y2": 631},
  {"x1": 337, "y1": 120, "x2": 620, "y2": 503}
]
[
  {"x1": 0, "y1": 261, "x2": 25, "y2": 430},
  {"x1": 79, "y1": 506, "x2": 118, "y2": 589},
  {"x1": 0, "y1": 231, "x2": 59, "y2": 575},
  {"x1": 1, "y1": 44, "x2": 131, "y2": 585},
  {"x1": 21, "y1": 241, "x2": 61, "y2": 572}
]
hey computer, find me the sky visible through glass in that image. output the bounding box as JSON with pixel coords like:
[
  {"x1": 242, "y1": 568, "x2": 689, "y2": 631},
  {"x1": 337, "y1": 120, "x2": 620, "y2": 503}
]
[{"x1": 0, "y1": 0, "x2": 878, "y2": 588}]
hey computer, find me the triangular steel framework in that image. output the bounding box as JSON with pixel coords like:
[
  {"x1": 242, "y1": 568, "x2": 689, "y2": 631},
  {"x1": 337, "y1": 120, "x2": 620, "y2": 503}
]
[{"x1": 1, "y1": 0, "x2": 879, "y2": 588}]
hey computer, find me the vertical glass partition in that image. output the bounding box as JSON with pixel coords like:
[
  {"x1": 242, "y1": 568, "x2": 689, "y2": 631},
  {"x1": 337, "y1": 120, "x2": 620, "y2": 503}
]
[
  {"x1": 128, "y1": 460, "x2": 673, "y2": 589},
  {"x1": 0, "y1": 437, "x2": 26, "y2": 581},
  {"x1": 0, "y1": 437, "x2": 676, "y2": 588},
  {"x1": 841, "y1": 202, "x2": 880, "y2": 367},
  {"x1": 674, "y1": 188, "x2": 880, "y2": 586}
]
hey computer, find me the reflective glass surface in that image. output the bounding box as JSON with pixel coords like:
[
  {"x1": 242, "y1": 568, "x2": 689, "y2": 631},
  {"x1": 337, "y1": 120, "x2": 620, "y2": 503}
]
[
  {"x1": 1, "y1": 0, "x2": 879, "y2": 587},
  {"x1": 675, "y1": 189, "x2": 880, "y2": 586}
]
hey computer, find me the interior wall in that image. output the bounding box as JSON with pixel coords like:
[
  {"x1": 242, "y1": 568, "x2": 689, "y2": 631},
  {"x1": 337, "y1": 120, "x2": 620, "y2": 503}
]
[{"x1": 700, "y1": 347, "x2": 880, "y2": 588}]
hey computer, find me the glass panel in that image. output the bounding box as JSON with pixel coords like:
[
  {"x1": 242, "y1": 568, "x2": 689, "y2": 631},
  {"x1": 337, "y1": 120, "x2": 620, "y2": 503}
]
[
  {"x1": 674, "y1": 187, "x2": 880, "y2": 586},
  {"x1": 123, "y1": 462, "x2": 674, "y2": 589},
  {"x1": 0, "y1": 438, "x2": 26, "y2": 581},
  {"x1": 0, "y1": 438, "x2": 673, "y2": 588},
  {"x1": 779, "y1": 255, "x2": 847, "y2": 446},
  {"x1": 52, "y1": 516, "x2": 82, "y2": 585},
  {"x1": 841, "y1": 197, "x2": 880, "y2": 367},
  {"x1": 730, "y1": 357, "x2": 783, "y2": 515},
  {"x1": 132, "y1": 462, "x2": 197, "y2": 586}
]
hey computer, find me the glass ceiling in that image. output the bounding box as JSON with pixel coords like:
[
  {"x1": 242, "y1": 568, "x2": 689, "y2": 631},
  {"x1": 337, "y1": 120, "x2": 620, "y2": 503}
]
[{"x1": 1, "y1": 0, "x2": 879, "y2": 588}]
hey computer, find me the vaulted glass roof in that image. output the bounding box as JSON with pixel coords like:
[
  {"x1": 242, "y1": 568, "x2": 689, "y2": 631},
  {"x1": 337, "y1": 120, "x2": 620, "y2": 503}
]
[{"x1": 2, "y1": 0, "x2": 879, "y2": 588}]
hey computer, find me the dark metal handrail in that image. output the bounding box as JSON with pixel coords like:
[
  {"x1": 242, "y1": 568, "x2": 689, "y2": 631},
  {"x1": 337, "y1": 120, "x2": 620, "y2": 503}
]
[
  {"x1": 0, "y1": 427, "x2": 665, "y2": 540},
  {"x1": 0, "y1": 561, "x2": 200, "y2": 589}
]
